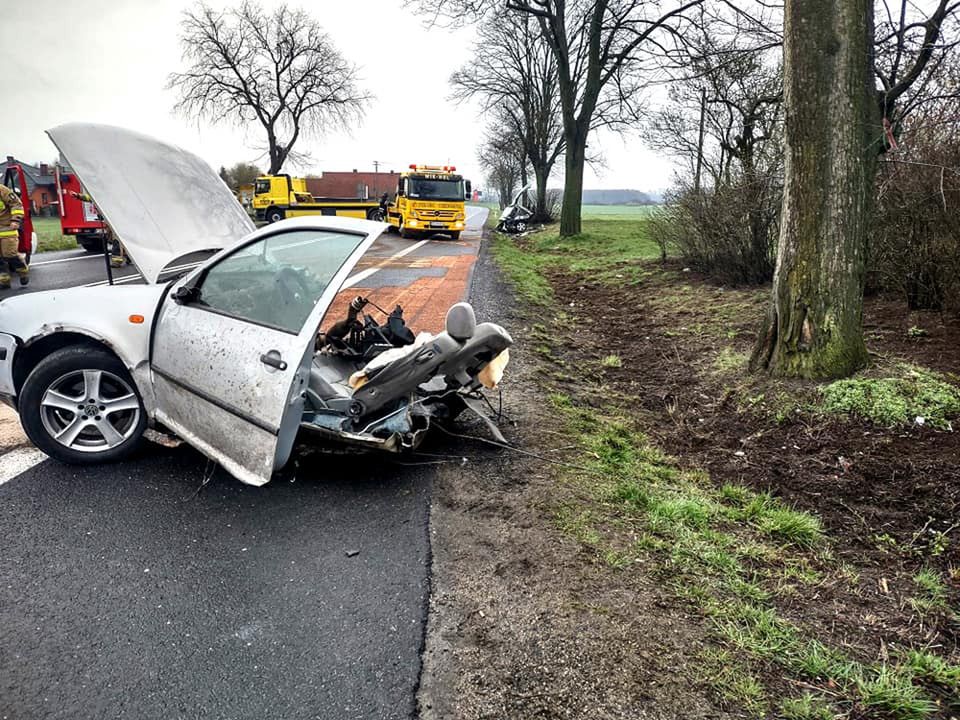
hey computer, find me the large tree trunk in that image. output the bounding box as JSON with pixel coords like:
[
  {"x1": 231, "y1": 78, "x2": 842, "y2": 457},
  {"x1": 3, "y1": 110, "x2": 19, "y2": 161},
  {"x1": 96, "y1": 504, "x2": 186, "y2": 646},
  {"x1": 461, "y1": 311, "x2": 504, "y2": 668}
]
[
  {"x1": 533, "y1": 164, "x2": 549, "y2": 221},
  {"x1": 750, "y1": 0, "x2": 877, "y2": 378},
  {"x1": 560, "y1": 137, "x2": 585, "y2": 236}
]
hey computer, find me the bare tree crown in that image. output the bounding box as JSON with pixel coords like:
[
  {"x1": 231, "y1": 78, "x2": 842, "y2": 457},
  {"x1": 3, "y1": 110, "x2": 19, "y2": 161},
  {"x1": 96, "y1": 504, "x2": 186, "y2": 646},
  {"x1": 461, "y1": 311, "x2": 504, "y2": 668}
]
[{"x1": 168, "y1": 1, "x2": 369, "y2": 174}]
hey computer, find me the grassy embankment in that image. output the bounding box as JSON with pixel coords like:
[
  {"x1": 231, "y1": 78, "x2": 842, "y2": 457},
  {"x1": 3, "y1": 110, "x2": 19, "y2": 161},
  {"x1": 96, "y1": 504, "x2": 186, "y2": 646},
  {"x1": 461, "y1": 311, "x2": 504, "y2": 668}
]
[
  {"x1": 492, "y1": 207, "x2": 960, "y2": 719},
  {"x1": 31, "y1": 217, "x2": 78, "y2": 253}
]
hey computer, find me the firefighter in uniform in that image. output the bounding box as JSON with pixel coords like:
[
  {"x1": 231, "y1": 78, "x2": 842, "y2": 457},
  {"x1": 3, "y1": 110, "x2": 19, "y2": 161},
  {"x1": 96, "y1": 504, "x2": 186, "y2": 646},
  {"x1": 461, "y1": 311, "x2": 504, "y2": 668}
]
[{"x1": 0, "y1": 183, "x2": 29, "y2": 289}]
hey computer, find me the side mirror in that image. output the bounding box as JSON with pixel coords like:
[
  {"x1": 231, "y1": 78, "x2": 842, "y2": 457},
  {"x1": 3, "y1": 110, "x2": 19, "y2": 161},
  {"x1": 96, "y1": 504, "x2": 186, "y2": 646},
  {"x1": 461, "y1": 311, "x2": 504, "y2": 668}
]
[
  {"x1": 172, "y1": 284, "x2": 200, "y2": 305},
  {"x1": 464, "y1": 179, "x2": 472, "y2": 201}
]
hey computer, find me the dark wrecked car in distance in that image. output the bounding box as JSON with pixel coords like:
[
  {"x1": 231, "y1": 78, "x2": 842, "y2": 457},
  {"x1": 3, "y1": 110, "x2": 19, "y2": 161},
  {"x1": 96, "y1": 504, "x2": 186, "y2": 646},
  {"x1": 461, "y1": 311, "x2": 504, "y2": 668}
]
[{"x1": 0, "y1": 124, "x2": 512, "y2": 486}]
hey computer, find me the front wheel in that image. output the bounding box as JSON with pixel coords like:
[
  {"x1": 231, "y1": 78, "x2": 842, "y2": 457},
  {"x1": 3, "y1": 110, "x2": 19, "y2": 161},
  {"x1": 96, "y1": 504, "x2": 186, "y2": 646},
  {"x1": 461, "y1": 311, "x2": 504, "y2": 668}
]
[
  {"x1": 266, "y1": 207, "x2": 285, "y2": 224},
  {"x1": 20, "y1": 346, "x2": 147, "y2": 464},
  {"x1": 447, "y1": 231, "x2": 461, "y2": 241},
  {"x1": 399, "y1": 221, "x2": 418, "y2": 239}
]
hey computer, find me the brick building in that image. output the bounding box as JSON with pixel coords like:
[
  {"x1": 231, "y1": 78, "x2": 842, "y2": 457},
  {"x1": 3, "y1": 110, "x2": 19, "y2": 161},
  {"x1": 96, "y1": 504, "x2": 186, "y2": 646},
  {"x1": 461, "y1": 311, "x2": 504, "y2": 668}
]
[
  {"x1": 3, "y1": 157, "x2": 59, "y2": 215},
  {"x1": 305, "y1": 170, "x2": 398, "y2": 200}
]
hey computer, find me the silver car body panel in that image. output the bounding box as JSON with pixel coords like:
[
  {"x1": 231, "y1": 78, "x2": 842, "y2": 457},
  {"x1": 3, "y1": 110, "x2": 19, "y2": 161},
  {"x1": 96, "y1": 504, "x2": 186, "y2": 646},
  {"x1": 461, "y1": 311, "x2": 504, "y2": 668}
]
[
  {"x1": 0, "y1": 284, "x2": 168, "y2": 406},
  {"x1": 150, "y1": 218, "x2": 383, "y2": 486},
  {"x1": 46, "y1": 123, "x2": 255, "y2": 284}
]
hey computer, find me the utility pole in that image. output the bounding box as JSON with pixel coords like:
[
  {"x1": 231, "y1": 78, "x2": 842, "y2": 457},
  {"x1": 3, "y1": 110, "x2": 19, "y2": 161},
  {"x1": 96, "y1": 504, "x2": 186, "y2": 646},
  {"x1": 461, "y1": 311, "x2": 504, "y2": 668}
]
[{"x1": 373, "y1": 160, "x2": 381, "y2": 173}]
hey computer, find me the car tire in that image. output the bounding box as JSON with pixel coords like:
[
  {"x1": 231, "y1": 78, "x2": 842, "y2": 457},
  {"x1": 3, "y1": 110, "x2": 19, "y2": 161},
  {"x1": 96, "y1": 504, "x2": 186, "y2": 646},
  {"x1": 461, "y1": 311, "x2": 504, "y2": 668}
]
[
  {"x1": 448, "y1": 232, "x2": 461, "y2": 241},
  {"x1": 266, "y1": 207, "x2": 285, "y2": 224},
  {"x1": 20, "y1": 345, "x2": 147, "y2": 464}
]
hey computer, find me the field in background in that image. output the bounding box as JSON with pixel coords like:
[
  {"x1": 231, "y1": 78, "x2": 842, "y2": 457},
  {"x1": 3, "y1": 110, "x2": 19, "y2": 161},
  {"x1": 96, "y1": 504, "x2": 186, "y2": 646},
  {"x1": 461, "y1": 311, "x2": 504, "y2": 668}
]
[{"x1": 582, "y1": 204, "x2": 658, "y2": 218}]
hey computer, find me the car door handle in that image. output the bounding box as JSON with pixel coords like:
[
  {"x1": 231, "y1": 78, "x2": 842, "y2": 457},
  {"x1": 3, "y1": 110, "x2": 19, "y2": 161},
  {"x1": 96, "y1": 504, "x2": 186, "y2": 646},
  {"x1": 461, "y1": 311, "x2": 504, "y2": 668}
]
[{"x1": 260, "y1": 351, "x2": 288, "y2": 371}]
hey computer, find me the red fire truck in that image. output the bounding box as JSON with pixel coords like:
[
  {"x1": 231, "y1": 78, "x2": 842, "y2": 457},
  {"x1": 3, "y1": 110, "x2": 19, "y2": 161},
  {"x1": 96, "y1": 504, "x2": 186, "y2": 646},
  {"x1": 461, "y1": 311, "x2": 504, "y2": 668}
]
[
  {"x1": 55, "y1": 165, "x2": 107, "y2": 253},
  {"x1": 1, "y1": 164, "x2": 38, "y2": 265}
]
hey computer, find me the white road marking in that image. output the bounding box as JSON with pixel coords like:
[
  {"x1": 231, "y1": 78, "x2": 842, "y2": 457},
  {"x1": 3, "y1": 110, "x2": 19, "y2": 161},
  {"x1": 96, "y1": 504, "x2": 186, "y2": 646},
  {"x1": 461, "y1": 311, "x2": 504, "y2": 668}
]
[
  {"x1": 0, "y1": 447, "x2": 47, "y2": 486},
  {"x1": 31, "y1": 253, "x2": 100, "y2": 267},
  {"x1": 343, "y1": 239, "x2": 430, "y2": 288}
]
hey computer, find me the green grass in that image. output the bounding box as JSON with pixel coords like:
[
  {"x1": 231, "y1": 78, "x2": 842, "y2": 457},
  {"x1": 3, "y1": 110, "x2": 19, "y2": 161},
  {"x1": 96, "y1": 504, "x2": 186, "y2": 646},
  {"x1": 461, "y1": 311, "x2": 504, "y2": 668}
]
[
  {"x1": 32, "y1": 217, "x2": 77, "y2": 253},
  {"x1": 856, "y1": 666, "x2": 940, "y2": 720},
  {"x1": 821, "y1": 364, "x2": 960, "y2": 430},
  {"x1": 904, "y1": 649, "x2": 960, "y2": 690},
  {"x1": 909, "y1": 568, "x2": 949, "y2": 614},
  {"x1": 581, "y1": 204, "x2": 659, "y2": 219},
  {"x1": 778, "y1": 693, "x2": 834, "y2": 720},
  {"x1": 600, "y1": 354, "x2": 623, "y2": 368},
  {"x1": 492, "y1": 215, "x2": 661, "y2": 304}
]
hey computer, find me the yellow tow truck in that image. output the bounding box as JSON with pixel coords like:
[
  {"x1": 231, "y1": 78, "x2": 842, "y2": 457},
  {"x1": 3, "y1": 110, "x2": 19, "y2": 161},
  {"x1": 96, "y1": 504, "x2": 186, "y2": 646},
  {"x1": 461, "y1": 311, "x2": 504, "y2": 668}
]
[
  {"x1": 252, "y1": 174, "x2": 381, "y2": 223},
  {"x1": 385, "y1": 165, "x2": 471, "y2": 240}
]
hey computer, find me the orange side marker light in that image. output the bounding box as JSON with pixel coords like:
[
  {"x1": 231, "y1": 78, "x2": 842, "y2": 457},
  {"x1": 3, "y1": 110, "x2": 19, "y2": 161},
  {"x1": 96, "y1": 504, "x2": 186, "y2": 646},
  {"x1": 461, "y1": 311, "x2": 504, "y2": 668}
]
[{"x1": 129, "y1": 314, "x2": 145, "y2": 324}]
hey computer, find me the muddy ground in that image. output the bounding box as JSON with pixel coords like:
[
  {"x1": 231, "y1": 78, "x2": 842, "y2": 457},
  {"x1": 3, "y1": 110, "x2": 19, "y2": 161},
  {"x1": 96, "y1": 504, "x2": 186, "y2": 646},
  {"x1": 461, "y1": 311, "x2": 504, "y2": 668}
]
[
  {"x1": 419, "y1": 240, "x2": 959, "y2": 717},
  {"x1": 549, "y1": 262, "x2": 960, "y2": 684}
]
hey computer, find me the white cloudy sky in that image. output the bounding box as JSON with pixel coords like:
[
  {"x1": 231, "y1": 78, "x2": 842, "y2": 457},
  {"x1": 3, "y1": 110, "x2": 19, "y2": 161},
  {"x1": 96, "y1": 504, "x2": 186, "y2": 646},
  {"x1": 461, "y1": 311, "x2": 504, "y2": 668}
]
[{"x1": 1, "y1": 0, "x2": 675, "y2": 192}]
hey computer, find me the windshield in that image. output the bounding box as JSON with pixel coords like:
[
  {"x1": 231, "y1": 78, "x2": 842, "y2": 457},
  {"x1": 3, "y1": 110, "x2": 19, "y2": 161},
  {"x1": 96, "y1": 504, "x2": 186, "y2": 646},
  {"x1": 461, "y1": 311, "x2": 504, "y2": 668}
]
[
  {"x1": 254, "y1": 179, "x2": 271, "y2": 195},
  {"x1": 408, "y1": 177, "x2": 464, "y2": 202}
]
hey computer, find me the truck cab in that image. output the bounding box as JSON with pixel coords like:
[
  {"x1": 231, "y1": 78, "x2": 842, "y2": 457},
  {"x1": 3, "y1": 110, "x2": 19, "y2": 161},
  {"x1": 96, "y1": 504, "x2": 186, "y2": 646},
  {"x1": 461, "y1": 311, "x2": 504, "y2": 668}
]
[
  {"x1": 387, "y1": 165, "x2": 471, "y2": 240},
  {"x1": 252, "y1": 174, "x2": 313, "y2": 223}
]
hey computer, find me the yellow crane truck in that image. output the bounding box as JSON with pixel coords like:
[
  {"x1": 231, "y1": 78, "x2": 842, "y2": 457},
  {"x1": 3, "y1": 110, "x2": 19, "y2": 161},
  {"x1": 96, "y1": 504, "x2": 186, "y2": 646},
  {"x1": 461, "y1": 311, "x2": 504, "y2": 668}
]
[
  {"x1": 252, "y1": 174, "x2": 381, "y2": 224},
  {"x1": 386, "y1": 165, "x2": 471, "y2": 240}
]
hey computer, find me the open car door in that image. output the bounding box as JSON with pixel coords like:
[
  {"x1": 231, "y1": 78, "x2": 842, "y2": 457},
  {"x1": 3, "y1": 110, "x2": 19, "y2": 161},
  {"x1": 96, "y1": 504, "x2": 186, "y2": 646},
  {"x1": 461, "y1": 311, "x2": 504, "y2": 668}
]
[{"x1": 150, "y1": 220, "x2": 382, "y2": 485}]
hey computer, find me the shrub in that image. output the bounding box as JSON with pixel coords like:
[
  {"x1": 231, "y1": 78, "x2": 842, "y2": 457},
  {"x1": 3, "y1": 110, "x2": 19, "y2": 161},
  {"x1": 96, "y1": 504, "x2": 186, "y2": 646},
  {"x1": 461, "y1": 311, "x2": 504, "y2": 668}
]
[{"x1": 649, "y1": 177, "x2": 780, "y2": 285}]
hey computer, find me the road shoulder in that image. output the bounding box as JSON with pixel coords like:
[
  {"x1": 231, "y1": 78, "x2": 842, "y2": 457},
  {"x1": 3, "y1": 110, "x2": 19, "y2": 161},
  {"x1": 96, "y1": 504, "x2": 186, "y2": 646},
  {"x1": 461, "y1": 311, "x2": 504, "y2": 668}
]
[{"x1": 417, "y1": 231, "x2": 724, "y2": 718}]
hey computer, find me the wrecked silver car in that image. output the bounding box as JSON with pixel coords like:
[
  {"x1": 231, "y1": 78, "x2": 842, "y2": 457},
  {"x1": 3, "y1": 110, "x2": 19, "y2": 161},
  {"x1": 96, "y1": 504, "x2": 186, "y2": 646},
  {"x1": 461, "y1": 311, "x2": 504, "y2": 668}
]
[{"x1": 0, "y1": 124, "x2": 511, "y2": 486}]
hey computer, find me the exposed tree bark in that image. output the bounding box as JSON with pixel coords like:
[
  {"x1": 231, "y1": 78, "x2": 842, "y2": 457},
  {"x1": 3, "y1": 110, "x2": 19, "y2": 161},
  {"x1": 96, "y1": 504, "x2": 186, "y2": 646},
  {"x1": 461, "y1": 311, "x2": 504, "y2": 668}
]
[{"x1": 750, "y1": 0, "x2": 877, "y2": 378}]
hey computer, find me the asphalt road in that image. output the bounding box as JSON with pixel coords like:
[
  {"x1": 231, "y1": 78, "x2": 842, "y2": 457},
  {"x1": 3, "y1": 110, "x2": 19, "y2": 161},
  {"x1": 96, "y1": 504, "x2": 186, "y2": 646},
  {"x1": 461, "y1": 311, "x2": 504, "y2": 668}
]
[
  {"x1": 0, "y1": 448, "x2": 431, "y2": 720},
  {"x1": 0, "y1": 206, "x2": 489, "y2": 719}
]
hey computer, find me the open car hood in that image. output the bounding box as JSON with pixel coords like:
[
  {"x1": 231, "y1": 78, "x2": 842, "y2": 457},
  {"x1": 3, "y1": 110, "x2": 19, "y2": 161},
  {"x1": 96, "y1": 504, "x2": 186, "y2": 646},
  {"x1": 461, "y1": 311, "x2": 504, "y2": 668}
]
[{"x1": 47, "y1": 123, "x2": 255, "y2": 284}]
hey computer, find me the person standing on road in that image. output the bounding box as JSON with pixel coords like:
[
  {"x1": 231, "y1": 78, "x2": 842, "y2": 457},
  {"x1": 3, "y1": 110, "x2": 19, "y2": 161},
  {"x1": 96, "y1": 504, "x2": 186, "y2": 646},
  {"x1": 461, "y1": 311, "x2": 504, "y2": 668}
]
[{"x1": 0, "y1": 183, "x2": 29, "y2": 289}]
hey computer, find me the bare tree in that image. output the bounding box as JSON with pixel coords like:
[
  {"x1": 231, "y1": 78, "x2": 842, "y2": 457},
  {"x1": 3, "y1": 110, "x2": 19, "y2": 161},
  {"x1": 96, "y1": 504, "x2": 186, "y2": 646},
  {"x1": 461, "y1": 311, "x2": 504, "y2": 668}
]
[
  {"x1": 168, "y1": 2, "x2": 369, "y2": 175},
  {"x1": 451, "y1": 11, "x2": 564, "y2": 221},
  {"x1": 416, "y1": 0, "x2": 704, "y2": 236},
  {"x1": 477, "y1": 120, "x2": 527, "y2": 209},
  {"x1": 219, "y1": 162, "x2": 263, "y2": 191}
]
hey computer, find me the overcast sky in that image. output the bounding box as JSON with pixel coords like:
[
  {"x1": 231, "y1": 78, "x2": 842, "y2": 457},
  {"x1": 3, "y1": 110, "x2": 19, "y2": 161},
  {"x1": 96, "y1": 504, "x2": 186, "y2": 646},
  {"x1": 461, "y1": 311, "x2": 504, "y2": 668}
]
[{"x1": 2, "y1": 0, "x2": 675, "y2": 192}]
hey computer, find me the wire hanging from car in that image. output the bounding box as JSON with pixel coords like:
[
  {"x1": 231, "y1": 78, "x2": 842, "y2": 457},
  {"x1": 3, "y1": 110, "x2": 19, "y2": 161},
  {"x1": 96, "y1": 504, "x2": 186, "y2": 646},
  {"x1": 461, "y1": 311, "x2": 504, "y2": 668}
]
[
  {"x1": 430, "y1": 424, "x2": 604, "y2": 476},
  {"x1": 183, "y1": 458, "x2": 217, "y2": 501}
]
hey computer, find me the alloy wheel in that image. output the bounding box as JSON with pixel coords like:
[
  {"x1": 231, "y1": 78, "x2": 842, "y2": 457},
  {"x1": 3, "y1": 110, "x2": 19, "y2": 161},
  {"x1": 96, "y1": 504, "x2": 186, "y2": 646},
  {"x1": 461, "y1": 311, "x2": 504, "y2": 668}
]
[{"x1": 39, "y1": 369, "x2": 142, "y2": 453}]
